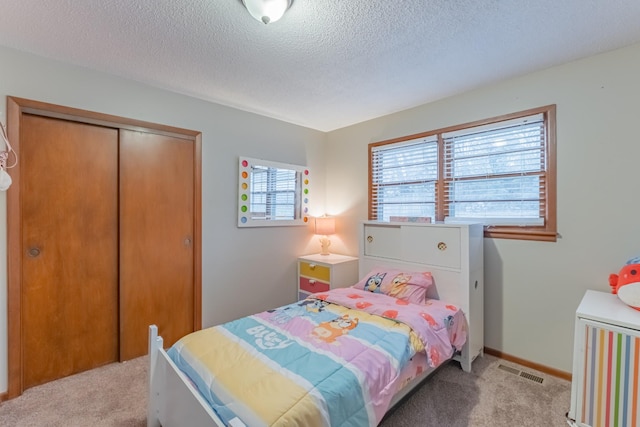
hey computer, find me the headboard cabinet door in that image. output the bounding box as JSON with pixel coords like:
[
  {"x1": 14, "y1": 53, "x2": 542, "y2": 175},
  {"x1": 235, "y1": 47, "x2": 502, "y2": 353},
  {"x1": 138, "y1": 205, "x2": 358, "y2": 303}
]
[
  {"x1": 363, "y1": 224, "x2": 402, "y2": 259},
  {"x1": 363, "y1": 223, "x2": 461, "y2": 269},
  {"x1": 401, "y1": 226, "x2": 460, "y2": 269}
]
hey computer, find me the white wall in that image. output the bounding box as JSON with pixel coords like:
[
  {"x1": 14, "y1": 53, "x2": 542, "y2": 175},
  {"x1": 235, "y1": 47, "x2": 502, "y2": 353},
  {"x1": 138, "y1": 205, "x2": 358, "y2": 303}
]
[
  {"x1": 325, "y1": 42, "x2": 640, "y2": 373},
  {"x1": 0, "y1": 45, "x2": 328, "y2": 393}
]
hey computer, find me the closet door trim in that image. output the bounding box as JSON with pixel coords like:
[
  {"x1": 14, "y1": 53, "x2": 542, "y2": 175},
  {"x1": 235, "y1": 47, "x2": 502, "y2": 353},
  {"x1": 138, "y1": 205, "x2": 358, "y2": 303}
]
[{"x1": 4, "y1": 96, "x2": 202, "y2": 400}]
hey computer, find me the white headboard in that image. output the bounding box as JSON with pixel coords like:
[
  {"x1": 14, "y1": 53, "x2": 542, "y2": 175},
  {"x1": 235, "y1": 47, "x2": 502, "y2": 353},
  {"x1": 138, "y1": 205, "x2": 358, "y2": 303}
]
[{"x1": 358, "y1": 221, "x2": 484, "y2": 372}]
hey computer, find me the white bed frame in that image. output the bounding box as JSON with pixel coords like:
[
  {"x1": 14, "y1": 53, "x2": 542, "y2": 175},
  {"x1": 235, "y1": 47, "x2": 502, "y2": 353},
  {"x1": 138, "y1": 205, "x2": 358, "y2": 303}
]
[{"x1": 148, "y1": 221, "x2": 484, "y2": 427}]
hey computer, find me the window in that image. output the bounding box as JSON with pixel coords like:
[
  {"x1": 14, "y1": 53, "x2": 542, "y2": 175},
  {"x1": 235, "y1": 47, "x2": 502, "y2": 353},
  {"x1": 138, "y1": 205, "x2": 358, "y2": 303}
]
[{"x1": 369, "y1": 105, "x2": 556, "y2": 241}]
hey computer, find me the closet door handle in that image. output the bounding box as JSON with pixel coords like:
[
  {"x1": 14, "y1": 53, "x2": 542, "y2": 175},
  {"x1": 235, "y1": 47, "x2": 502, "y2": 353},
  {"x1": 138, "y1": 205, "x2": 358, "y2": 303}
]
[{"x1": 27, "y1": 247, "x2": 41, "y2": 258}]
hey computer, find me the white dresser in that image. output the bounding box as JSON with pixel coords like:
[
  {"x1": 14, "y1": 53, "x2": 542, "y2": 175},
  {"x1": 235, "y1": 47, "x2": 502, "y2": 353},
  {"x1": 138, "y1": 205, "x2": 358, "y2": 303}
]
[{"x1": 567, "y1": 290, "x2": 640, "y2": 427}]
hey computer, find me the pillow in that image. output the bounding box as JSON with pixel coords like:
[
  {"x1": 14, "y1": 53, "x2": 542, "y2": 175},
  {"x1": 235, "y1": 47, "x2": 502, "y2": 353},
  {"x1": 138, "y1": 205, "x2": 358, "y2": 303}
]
[{"x1": 352, "y1": 268, "x2": 433, "y2": 304}]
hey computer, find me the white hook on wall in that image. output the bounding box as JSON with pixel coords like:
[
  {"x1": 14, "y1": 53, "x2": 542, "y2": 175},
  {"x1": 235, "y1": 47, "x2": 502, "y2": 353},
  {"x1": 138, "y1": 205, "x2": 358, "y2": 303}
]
[{"x1": 0, "y1": 121, "x2": 17, "y2": 191}]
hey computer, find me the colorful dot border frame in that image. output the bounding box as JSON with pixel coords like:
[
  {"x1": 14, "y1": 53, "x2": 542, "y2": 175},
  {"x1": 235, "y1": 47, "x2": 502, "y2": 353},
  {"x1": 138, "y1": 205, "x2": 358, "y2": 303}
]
[{"x1": 238, "y1": 156, "x2": 310, "y2": 227}]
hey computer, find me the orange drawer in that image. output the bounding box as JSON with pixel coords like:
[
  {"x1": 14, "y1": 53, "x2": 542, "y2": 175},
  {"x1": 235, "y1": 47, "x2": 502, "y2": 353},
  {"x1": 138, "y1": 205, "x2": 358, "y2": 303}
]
[
  {"x1": 299, "y1": 261, "x2": 330, "y2": 281},
  {"x1": 299, "y1": 277, "x2": 330, "y2": 293}
]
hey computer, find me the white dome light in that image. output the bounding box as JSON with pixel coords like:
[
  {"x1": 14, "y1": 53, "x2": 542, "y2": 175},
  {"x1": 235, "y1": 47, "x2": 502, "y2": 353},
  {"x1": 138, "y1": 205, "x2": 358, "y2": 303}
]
[{"x1": 242, "y1": 0, "x2": 292, "y2": 25}]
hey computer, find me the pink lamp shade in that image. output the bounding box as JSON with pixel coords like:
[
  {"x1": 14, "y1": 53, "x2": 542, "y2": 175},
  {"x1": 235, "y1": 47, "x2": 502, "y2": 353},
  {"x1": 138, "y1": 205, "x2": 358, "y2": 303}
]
[
  {"x1": 314, "y1": 216, "x2": 335, "y2": 255},
  {"x1": 314, "y1": 216, "x2": 335, "y2": 236}
]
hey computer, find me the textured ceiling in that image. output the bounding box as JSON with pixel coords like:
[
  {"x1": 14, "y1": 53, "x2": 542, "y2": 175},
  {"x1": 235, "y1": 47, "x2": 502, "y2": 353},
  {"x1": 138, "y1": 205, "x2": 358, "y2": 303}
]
[{"x1": 1, "y1": 0, "x2": 640, "y2": 131}]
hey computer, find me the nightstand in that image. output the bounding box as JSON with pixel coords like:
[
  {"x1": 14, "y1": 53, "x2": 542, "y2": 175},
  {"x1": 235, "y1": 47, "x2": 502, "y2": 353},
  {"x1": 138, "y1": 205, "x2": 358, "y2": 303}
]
[{"x1": 297, "y1": 254, "x2": 359, "y2": 301}]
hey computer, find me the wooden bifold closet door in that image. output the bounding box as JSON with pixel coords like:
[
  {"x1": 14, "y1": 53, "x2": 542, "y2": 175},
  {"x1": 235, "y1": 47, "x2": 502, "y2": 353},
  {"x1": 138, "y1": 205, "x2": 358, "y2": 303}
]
[
  {"x1": 119, "y1": 129, "x2": 195, "y2": 360},
  {"x1": 21, "y1": 114, "x2": 120, "y2": 389},
  {"x1": 7, "y1": 97, "x2": 202, "y2": 397}
]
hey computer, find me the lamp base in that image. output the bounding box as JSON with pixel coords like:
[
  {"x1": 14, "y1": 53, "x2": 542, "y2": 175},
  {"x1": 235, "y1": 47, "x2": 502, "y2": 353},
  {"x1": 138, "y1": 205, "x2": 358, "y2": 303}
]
[{"x1": 319, "y1": 236, "x2": 331, "y2": 256}]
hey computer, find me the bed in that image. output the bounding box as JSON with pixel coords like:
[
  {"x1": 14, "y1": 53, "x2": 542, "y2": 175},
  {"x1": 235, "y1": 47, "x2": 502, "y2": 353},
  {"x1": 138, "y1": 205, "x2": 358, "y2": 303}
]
[{"x1": 148, "y1": 221, "x2": 484, "y2": 427}]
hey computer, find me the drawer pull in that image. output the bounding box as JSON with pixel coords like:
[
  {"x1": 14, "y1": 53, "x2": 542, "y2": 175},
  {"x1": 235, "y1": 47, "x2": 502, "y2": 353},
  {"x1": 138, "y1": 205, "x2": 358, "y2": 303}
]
[
  {"x1": 367, "y1": 235, "x2": 373, "y2": 243},
  {"x1": 309, "y1": 279, "x2": 316, "y2": 284},
  {"x1": 309, "y1": 264, "x2": 316, "y2": 269},
  {"x1": 437, "y1": 242, "x2": 447, "y2": 251}
]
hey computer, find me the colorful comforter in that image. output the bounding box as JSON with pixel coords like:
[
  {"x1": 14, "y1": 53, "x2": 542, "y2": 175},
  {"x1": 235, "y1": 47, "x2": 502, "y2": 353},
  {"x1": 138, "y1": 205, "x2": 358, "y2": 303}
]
[{"x1": 168, "y1": 287, "x2": 468, "y2": 427}]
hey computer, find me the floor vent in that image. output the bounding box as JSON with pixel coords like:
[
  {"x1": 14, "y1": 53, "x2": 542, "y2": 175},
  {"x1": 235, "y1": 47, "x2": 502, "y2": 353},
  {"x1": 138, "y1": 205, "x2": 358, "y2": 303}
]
[
  {"x1": 497, "y1": 364, "x2": 545, "y2": 384},
  {"x1": 519, "y1": 371, "x2": 544, "y2": 384}
]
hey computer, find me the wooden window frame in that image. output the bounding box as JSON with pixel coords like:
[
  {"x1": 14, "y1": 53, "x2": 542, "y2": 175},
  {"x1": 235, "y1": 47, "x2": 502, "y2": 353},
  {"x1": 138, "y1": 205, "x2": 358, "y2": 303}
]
[{"x1": 368, "y1": 105, "x2": 557, "y2": 242}]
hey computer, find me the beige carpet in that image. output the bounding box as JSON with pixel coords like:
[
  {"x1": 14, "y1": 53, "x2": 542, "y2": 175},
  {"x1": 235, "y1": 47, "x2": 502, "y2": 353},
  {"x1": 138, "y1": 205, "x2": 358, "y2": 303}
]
[
  {"x1": 380, "y1": 354, "x2": 572, "y2": 427},
  {"x1": 0, "y1": 353, "x2": 571, "y2": 426},
  {"x1": 0, "y1": 358, "x2": 148, "y2": 427}
]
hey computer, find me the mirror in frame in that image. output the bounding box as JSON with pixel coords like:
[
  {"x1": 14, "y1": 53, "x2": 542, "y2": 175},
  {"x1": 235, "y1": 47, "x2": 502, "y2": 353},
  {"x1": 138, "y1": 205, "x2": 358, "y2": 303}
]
[{"x1": 238, "y1": 156, "x2": 310, "y2": 227}]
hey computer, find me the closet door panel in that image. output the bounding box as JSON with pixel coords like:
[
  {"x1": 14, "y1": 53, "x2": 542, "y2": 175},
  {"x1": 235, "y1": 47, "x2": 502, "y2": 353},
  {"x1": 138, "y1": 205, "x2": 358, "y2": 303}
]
[
  {"x1": 21, "y1": 114, "x2": 119, "y2": 388},
  {"x1": 119, "y1": 130, "x2": 195, "y2": 360}
]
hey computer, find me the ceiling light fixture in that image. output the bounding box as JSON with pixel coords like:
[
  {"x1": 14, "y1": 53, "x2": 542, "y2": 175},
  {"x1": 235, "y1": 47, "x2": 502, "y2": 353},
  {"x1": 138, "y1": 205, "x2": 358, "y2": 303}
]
[{"x1": 242, "y1": 0, "x2": 292, "y2": 25}]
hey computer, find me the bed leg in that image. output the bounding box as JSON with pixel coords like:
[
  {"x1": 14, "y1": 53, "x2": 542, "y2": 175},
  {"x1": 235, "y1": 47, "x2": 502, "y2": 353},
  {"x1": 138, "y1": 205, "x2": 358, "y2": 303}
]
[
  {"x1": 460, "y1": 355, "x2": 472, "y2": 373},
  {"x1": 458, "y1": 343, "x2": 473, "y2": 373},
  {"x1": 148, "y1": 325, "x2": 162, "y2": 427}
]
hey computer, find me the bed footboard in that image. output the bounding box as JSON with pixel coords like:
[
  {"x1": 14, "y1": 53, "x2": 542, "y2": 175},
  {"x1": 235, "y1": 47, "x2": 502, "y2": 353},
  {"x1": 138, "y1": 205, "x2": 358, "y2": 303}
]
[{"x1": 148, "y1": 325, "x2": 230, "y2": 427}]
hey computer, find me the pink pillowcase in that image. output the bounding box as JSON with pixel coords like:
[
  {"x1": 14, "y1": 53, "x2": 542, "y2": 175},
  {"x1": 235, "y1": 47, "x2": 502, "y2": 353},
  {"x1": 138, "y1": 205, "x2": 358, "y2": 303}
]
[{"x1": 352, "y1": 268, "x2": 433, "y2": 304}]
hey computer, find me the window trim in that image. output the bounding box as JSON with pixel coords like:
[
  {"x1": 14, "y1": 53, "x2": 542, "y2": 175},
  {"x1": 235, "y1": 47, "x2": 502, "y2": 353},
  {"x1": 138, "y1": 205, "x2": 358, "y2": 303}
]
[{"x1": 368, "y1": 105, "x2": 557, "y2": 242}]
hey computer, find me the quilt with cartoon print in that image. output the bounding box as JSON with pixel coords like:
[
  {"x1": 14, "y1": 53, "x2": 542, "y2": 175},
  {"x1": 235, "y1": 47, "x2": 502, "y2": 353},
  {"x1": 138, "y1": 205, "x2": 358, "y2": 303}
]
[{"x1": 167, "y1": 288, "x2": 467, "y2": 427}]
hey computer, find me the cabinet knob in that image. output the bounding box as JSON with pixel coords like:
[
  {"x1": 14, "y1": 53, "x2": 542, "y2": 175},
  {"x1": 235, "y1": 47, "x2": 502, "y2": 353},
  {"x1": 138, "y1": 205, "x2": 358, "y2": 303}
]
[
  {"x1": 437, "y1": 241, "x2": 447, "y2": 251},
  {"x1": 309, "y1": 264, "x2": 316, "y2": 269},
  {"x1": 309, "y1": 279, "x2": 316, "y2": 284},
  {"x1": 367, "y1": 236, "x2": 373, "y2": 243}
]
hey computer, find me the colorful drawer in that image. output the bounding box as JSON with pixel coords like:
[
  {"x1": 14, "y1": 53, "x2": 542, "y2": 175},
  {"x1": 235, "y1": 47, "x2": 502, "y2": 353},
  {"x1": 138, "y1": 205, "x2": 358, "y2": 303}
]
[{"x1": 299, "y1": 277, "x2": 330, "y2": 293}]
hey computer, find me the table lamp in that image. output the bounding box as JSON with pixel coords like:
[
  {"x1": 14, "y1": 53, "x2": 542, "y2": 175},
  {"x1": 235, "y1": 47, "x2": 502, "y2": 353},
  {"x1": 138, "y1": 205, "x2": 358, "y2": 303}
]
[{"x1": 314, "y1": 216, "x2": 335, "y2": 256}]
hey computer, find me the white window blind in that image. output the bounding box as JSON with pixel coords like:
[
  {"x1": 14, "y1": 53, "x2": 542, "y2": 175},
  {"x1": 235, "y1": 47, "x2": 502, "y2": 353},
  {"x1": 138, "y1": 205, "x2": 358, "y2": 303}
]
[
  {"x1": 442, "y1": 113, "x2": 546, "y2": 226},
  {"x1": 370, "y1": 136, "x2": 438, "y2": 222},
  {"x1": 250, "y1": 165, "x2": 299, "y2": 220}
]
